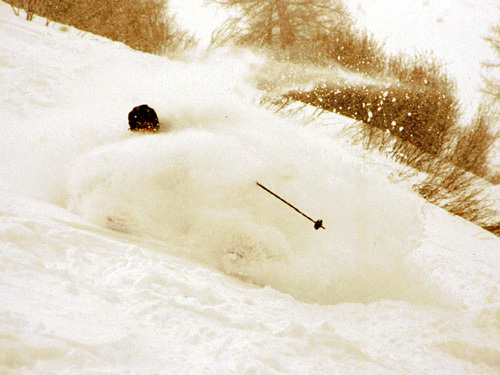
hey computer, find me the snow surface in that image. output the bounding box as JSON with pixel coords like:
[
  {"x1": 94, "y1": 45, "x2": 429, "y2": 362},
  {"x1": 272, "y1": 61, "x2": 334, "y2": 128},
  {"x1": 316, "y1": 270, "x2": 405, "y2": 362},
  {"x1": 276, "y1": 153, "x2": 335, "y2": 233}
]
[{"x1": 1, "y1": 1, "x2": 500, "y2": 374}]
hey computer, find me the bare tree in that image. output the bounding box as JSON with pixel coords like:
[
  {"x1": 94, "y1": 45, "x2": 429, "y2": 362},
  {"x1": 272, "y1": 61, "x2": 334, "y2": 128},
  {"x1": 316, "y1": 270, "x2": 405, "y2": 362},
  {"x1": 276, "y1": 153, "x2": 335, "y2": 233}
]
[{"x1": 212, "y1": 0, "x2": 348, "y2": 49}]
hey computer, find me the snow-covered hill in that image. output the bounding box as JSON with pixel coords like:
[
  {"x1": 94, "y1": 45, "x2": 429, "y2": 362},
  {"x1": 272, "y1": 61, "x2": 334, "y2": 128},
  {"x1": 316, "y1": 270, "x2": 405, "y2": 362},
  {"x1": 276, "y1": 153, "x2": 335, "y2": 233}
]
[{"x1": 1, "y1": 1, "x2": 500, "y2": 374}]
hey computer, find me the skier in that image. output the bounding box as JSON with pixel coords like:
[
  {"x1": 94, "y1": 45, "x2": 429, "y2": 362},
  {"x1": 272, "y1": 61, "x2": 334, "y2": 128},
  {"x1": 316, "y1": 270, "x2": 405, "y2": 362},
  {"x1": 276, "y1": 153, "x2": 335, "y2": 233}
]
[{"x1": 128, "y1": 104, "x2": 160, "y2": 132}]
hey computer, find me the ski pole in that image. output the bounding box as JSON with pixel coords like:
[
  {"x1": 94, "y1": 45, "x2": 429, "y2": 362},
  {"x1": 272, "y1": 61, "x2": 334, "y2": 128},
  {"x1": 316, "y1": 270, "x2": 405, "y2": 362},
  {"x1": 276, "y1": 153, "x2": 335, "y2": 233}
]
[{"x1": 256, "y1": 181, "x2": 325, "y2": 230}]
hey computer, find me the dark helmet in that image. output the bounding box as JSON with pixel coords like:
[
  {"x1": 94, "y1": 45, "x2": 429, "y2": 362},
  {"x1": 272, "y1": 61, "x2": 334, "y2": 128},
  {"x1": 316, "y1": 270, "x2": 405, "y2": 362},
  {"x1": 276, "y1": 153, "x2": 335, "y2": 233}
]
[{"x1": 128, "y1": 104, "x2": 160, "y2": 132}]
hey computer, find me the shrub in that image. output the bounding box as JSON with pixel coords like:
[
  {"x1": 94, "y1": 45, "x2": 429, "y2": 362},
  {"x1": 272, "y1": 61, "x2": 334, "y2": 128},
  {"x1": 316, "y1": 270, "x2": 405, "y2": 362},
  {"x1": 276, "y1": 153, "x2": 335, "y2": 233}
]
[
  {"x1": 385, "y1": 52, "x2": 452, "y2": 89},
  {"x1": 7, "y1": 0, "x2": 196, "y2": 55},
  {"x1": 281, "y1": 73, "x2": 459, "y2": 156},
  {"x1": 440, "y1": 106, "x2": 499, "y2": 180},
  {"x1": 310, "y1": 22, "x2": 386, "y2": 72}
]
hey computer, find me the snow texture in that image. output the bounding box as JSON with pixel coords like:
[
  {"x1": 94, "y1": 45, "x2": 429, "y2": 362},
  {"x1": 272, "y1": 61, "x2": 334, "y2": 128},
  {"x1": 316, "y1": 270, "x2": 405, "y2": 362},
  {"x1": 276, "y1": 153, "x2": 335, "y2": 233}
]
[{"x1": 1, "y1": 1, "x2": 500, "y2": 374}]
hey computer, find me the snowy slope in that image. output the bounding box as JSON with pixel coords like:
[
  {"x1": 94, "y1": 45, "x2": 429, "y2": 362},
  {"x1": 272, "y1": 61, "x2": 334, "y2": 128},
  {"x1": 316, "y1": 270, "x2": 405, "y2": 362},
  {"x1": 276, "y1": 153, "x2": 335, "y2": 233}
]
[{"x1": 1, "y1": 1, "x2": 500, "y2": 374}]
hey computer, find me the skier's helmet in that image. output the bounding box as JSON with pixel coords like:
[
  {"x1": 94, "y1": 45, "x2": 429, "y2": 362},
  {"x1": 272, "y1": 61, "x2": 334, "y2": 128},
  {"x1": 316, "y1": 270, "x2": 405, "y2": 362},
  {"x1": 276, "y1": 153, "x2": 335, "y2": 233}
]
[{"x1": 128, "y1": 104, "x2": 160, "y2": 132}]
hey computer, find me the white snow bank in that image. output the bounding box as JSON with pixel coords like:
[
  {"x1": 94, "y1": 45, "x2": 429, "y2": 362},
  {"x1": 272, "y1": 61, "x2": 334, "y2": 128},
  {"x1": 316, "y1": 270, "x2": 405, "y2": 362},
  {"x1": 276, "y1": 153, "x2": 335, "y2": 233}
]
[
  {"x1": 1, "y1": 190, "x2": 500, "y2": 374},
  {"x1": 2, "y1": 2, "x2": 500, "y2": 373}
]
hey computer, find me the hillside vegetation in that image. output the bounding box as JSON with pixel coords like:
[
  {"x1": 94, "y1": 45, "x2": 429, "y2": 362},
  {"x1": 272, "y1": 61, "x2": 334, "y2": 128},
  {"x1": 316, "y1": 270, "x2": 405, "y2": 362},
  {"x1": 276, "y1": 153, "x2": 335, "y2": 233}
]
[{"x1": 5, "y1": 0, "x2": 195, "y2": 54}]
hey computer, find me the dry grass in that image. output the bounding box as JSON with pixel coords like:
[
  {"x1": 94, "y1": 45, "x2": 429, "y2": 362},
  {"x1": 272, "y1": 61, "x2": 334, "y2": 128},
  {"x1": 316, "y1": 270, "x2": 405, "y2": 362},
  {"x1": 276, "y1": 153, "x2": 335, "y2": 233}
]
[{"x1": 7, "y1": 0, "x2": 196, "y2": 55}]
